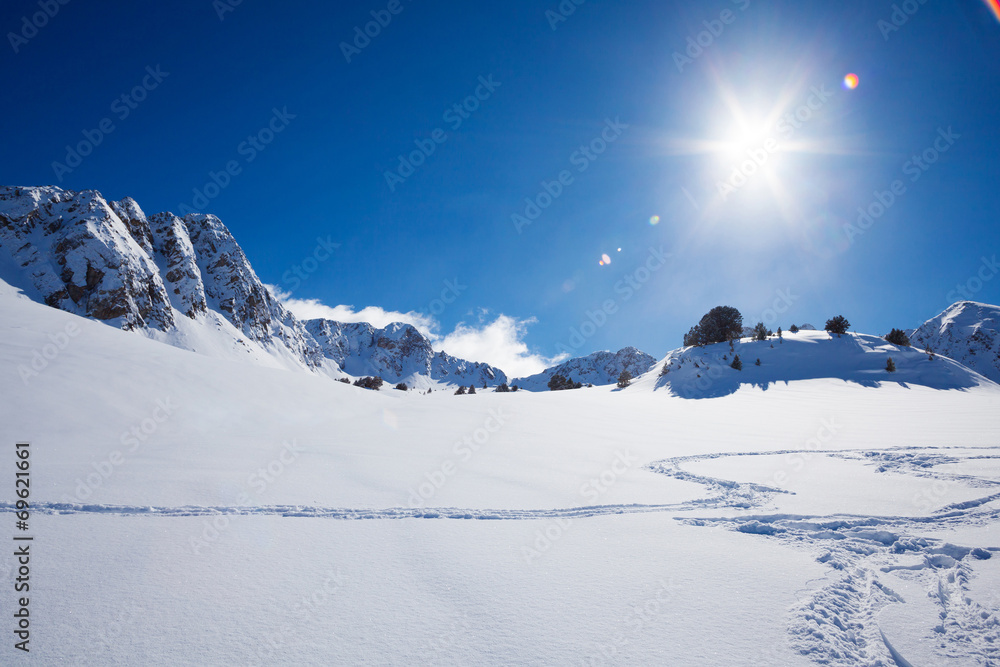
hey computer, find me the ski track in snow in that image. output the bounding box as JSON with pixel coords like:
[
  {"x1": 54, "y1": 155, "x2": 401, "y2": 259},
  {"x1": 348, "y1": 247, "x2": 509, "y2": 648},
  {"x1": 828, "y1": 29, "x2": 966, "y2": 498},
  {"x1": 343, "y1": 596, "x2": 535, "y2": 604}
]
[
  {"x1": 0, "y1": 501, "x2": 693, "y2": 520},
  {"x1": 666, "y1": 445, "x2": 1000, "y2": 667},
  {"x1": 4, "y1": 445, "x2": 999, "y2": 665}
]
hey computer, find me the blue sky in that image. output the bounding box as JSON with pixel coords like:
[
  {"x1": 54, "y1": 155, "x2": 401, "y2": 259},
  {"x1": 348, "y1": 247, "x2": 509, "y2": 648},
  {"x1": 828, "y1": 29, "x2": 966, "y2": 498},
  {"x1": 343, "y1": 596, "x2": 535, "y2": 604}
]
[{"x1": 2, "y1": 0, "x2": 999, "y2": 375}]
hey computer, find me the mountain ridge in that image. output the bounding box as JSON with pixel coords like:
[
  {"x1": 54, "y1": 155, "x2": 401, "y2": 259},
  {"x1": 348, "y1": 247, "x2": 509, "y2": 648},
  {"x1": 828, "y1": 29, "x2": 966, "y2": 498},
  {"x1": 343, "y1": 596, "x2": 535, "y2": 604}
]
[{"x1": 0, "y1": 186, "x2": 504, "y2": 387}]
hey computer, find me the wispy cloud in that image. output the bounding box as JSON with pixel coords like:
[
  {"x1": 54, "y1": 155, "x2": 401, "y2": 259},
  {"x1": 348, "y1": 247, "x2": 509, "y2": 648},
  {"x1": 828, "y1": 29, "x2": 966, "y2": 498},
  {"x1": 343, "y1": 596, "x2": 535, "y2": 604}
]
[{"x1": 437, "y1": 314, "x2": 569, "y2": 378}]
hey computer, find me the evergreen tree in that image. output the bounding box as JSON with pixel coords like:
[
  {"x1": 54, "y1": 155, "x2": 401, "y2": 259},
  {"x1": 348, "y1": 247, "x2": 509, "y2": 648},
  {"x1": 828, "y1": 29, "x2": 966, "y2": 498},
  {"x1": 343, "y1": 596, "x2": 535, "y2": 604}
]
[
  {"x1": 884, "y1": 328, "x2": 911, "y2": 347},
  {"x1": 548, "y1": 374, "x2": 583, "y2": 391},
  {"x1": 684, "y1": 306, "x2": 744, "y2": 346},
  {"x1": 617, "y1": 370, "x2": 632, "y2": 388},
  {"x1": 825, "y1": 315, "x2": 850, "y2": 335},
  {"x1": 455, "y1": 385, "x2": 467, "y2": 395},
  {"x1": 886, "y1": 357, "x2": 897, "y2": 372},
  {"x1": 790, "y1": 324, "x2": 799, "y2": 333},
  {"x1": 495, "y1": 383, "x2": 510, "y2": 393},
  {"x1": 731, "y1": 355, "x2": 742, "y2": 371},
  {"x1": 395, "y1": 383, "x2": 408, "y2": 391},
  {"x1": 755, "y1": 358, "x2": 761, "y2": 366},
  {"x1": 753, "y1": 322, "x2": 771, "y2": 341},
  {"x1": 468, "y1": 385, "x2": 477, "y2": 394}
]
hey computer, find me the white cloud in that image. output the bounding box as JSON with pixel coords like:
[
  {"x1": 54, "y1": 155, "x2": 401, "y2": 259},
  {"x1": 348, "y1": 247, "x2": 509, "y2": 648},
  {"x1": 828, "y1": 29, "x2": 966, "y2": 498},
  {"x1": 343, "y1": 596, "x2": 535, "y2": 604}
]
[
  {"x1": 267, "y1": 286, "x2": 566, "y2": 378},
  {"x1": 437, "y1": 314, "x2": 569, "y2": 378},
  {"x1": 268, "y1": 286, "x2": 438, "y2": 336}
]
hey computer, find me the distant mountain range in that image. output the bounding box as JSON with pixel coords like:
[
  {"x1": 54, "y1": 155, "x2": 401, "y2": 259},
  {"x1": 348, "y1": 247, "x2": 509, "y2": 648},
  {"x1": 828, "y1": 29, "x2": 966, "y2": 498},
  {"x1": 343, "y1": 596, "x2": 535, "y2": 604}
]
[
  {"x1": 2, "y1": 184, "x2": 999, "y2": 392},
  {"x1": 513, "y1": 347, "x2": 657, "y2": 391}
]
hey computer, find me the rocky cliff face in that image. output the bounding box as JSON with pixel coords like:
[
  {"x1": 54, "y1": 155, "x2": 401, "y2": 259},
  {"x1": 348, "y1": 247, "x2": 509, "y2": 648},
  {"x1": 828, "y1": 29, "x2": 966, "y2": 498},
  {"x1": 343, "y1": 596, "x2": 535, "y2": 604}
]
[
  {"x1": 0, "y1": 186, "x2": 320, "y2": 369},
  {"x1": 0, "y1": 186, "x2": 174, "y2": 331},
  {"x1": 514, "y1": 347, "x2": 657, "y2": 391},
  {"x1": 911, "y1": 301, "x2": 1000, "y2": 383}
]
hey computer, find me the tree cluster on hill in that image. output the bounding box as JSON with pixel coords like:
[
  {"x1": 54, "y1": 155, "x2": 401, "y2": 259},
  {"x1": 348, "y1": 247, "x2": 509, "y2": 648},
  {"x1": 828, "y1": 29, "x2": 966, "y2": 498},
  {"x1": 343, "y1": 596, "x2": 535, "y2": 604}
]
[
  {"x1": 548, "y1": 374, "x2": 583, "y2": 391},
  {"x1": 353, "y1": 376, "x2": 384, "y2": 390},
  {"x1": 884, "y1": 328, "x2": 910, "y2": 347},
  {"x1": 495, "y1": 383, "x2": 510, "y2": 393},
  {"x1": 617, "y1": 370, "x2": 632, "y2": 388},
  {"x1": 395, "y1": 383, "x2": 408, "y2": 391},
  {"x1": 825, "y1": 316, "x2": 850, "y2": 335},
  {"x1": 789, "y1": 324, "x2": 799, "y2": 333},
  {"x1": 684, "y1": 306, "x2": 744, "y2": 347}
]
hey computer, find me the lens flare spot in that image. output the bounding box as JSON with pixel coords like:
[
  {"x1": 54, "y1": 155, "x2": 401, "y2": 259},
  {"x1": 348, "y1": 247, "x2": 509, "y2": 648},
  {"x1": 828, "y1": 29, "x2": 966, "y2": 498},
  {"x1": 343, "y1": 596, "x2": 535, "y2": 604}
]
[
  {"x1": 843, "y1": 73, "x2": 859, "y2": 90},
  {"x1": 984, "y1": 0, "x2": 1000, "y2": 22},
  {"x1": 617, "y1": 248, "x2": 622, "y2": 252},
  {"x1": 649, "y1": 215, "x2": 661, "y2": 226},
  {"x1": 601, "y1": 254, "x2": 612, "y2": 265}
]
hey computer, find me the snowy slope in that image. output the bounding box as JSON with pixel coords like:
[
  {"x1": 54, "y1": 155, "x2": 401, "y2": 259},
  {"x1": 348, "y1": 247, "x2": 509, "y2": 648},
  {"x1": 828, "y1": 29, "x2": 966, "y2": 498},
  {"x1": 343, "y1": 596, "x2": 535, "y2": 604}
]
[
  {"x1": 2, "y1": 277, "x2": 1000, "y2": 665},
  {"x1": 911, "y1": 301, "x2": 1000, "y2": 384},
  {"x1": 514, "y1": 346, "x2": 656, "y2": 391},
  {"x1": 651, "y1": 328, "x2": 996, "y2": 398}
]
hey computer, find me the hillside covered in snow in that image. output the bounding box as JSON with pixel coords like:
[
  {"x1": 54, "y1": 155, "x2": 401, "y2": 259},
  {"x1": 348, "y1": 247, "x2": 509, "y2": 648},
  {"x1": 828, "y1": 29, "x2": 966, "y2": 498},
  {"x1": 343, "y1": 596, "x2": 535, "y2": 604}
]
[
  {"x1": 651, "y1": 328, "x2": 995, "y2": 398},
  {"x1": 911, "y1": 301, "x2": 1000, "y2": 384},
  {"x1": 2, "y1": 271, "x2": 1000, "y2": 665}
]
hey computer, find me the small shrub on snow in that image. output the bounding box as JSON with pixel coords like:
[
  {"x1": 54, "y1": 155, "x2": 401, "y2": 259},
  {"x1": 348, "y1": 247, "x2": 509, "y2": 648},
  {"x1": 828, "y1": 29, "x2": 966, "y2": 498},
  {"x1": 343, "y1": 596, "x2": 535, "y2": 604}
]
[
  {"x1": 353, "y1": 376, "x2": 384, "y2": 390},
  {"x1": 548, "y1": 374, "x2": 582, "y2": 391}
]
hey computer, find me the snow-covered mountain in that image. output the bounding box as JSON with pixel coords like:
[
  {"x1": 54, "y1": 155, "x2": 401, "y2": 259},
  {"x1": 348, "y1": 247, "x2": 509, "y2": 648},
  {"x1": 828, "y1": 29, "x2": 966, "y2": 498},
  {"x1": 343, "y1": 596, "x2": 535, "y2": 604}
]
[
  {"x1": 911, "y1": 301, "x2": 1000, "y2": 384},
  {"x1": 0, "y1": 185, "x2": 503, "y2": 387},
  {"x1": 306, "y1": 319, "x2": 506, "y2": 388},
  {"x1": 0, "y1": 185, "x2": 322, "y2": 371},
  {"x1": 514, "y1": 347, "x2": 657, "y2": 391}
]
